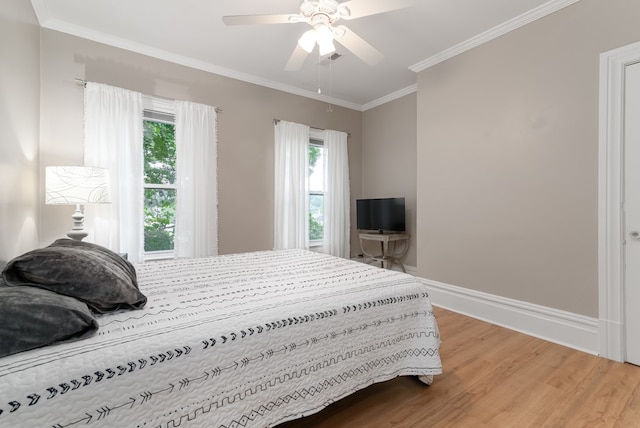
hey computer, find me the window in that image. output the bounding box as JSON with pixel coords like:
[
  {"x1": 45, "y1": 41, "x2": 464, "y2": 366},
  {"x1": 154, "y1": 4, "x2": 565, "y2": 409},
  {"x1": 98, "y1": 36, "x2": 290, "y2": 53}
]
[
  {"x1": 309, "y1": 136, "x2": 324, "y2": 245},
  {"x1": 274, "y1": 121, "x2": 348, "y2": 257},
  {"x1": 84, "y1": 83, "x2": 218, "y2": 262},
  {"x1": 143, "y1": 109, "x2": 176, "y2": 255}
]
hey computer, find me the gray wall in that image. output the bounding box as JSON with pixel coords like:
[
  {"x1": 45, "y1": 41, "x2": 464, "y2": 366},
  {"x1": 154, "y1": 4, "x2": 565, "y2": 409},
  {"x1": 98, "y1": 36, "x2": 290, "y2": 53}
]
[
  {"x1": 362, "y1": 93, "x2": 417, "y2": 267},
  {"x1": 39, "y1": 30, "x2": 363, "y2": 257},
  {"x1": 416, "y1": 0, "x2": 640, "y2": 317},
  {"x1": 0, "y1": 1, "x2": 40, "y2": 261}
]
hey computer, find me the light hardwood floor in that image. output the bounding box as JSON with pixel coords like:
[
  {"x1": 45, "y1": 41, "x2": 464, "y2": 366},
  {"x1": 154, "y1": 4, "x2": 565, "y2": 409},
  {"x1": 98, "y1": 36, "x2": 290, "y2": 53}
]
[{"x1": 279, "y1": 306, "x2": 640, "y2": 427}]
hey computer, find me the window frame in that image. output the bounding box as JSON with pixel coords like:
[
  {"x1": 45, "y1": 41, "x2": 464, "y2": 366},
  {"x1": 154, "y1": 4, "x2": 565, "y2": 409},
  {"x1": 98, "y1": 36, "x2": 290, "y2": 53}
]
[
  {"x1": 142, "y1": 96, "x2": 177, "y2": 260},
  {"x1": 309, "y1": 130, "x2": 325, "y2": 248}
]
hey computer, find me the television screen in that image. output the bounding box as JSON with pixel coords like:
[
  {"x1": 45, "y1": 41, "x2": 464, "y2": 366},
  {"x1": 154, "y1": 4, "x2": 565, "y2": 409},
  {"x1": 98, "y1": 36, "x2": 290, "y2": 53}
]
[{"x1": 356, "y1": 197, "x2": 405, "y2": 233}]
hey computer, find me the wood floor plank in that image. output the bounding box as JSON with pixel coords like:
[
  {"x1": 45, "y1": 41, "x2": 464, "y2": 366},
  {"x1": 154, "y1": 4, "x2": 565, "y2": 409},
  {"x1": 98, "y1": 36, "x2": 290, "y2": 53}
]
[{"x1": 278, "y1": 307, "x2": 640, "y2": 428}]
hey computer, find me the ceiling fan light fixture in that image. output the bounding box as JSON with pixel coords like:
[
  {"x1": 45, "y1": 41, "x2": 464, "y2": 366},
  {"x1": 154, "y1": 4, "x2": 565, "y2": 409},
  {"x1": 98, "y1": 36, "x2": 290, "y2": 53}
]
[
  {"x1": 298, "y1": 29, "x2": 317, "y2": 53},
  {"x1": 318, "y1": 38, "x2": 336, "y2": 56},
  {"x1": 315, "y1": 24, "x2": 333, "y2": 45},
  {"x1": 315, "y1": 24, "x2": 335, "y2": 56}
]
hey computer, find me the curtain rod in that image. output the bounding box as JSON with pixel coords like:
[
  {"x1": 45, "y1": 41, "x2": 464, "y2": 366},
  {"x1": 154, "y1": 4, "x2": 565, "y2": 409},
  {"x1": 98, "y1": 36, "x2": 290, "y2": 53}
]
[
  {"x1": 273, "y1": 119, "x2": 350, "y2": 138},
  {"x1": 74, "y1": 78, "x2": 222, "y2": 113}
]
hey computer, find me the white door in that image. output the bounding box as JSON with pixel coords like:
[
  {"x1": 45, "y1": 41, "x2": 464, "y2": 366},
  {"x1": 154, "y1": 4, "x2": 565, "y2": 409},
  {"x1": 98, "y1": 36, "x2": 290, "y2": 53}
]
[{"x1": 624, "y1": 61, "x2": 640, "y2": 365}]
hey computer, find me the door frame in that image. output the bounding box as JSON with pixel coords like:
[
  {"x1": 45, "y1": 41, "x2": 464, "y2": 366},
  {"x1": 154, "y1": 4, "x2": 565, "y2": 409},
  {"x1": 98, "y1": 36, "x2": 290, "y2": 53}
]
[{"x1": 598, "y1": 40, "x2": 640, "y2": 362}]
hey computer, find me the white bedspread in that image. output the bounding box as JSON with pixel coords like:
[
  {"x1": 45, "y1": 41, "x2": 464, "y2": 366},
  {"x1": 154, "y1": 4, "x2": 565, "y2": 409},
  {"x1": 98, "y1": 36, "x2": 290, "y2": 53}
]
[{"x1": 0, "y1": 249, "x2": 442, "y2": 427}]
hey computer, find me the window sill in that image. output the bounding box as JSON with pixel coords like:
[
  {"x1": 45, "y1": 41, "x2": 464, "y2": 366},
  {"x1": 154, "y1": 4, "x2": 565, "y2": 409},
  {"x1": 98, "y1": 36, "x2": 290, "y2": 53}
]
[
  {"x1": 144, "y1": 250, "x2": 174, "y2": 261},
  {"x1": 309, "y1": 241, "x2": 324, "y2": 253}
]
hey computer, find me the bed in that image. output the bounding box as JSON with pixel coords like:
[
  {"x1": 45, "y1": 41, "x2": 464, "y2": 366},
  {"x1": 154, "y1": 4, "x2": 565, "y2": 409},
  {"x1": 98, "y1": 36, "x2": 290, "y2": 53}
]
[{"x1": 0, "y1": 241, "x2": 442, "y2": 427}]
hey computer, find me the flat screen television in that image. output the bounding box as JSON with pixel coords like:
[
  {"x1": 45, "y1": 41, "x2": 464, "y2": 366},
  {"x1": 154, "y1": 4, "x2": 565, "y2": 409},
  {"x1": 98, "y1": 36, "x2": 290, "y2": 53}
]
[{"x1": 356, "y1": 197, "x2": 405, "y2": 233}]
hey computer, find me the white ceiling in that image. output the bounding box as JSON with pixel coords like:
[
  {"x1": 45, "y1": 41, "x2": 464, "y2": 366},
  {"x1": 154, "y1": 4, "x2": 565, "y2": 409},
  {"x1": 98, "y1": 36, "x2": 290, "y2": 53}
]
[{"x1": 30, "y1": 0, "x2": 579, "y2": 111}]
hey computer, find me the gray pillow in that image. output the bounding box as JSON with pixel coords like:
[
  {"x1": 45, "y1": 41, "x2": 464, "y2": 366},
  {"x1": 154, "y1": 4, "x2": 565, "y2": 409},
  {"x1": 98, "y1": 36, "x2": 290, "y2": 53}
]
[
  {"x1": 2, "y1": 239, "x2": 146, "y2": 313},
  {"x1": 0, "y1": 283, "x2": 98, "y2": 358}
]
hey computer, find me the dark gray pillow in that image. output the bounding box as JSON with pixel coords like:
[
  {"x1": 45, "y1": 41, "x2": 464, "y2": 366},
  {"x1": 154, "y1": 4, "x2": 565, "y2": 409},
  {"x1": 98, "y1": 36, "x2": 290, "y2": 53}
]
[
  {"x1": 0, "y1": 283, "x2": 98, "y2": 358},
  {"x1": 2, "y1": 239, "x2": 146, "y2": 313}
]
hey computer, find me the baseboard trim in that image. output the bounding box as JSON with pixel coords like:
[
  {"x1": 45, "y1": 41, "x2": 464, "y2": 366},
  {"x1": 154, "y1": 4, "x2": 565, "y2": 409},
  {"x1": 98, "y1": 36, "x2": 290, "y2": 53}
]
[
  {"x1": 350, "y1": 257, "x2": 418, "y2": 276},
  {"x1": 405, "y1": 265, "x2": 417, "y2": 276},
  {"x1": 421, "y1": 278, "x2": 600, "y2": 356}
]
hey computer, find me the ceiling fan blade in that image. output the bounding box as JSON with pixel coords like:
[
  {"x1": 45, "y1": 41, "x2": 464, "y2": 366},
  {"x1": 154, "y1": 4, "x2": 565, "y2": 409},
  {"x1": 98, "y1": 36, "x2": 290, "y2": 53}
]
[
  {"x1": 285, "y1": 44, "x2": 310, "y2": 71},
  {"x1": 334, "y1": 25, "x2": 383, "y2": 66},
  {"x1": 222, "y1": 14, "x2": 299, "y2": 25},
  {"x1": 339, "y1": 0, "x2": 416, "y2": 20}
]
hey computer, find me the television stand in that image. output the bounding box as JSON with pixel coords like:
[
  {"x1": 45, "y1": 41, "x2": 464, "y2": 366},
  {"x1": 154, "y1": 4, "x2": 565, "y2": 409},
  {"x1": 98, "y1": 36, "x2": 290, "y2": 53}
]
[{"x1": 358, "y1": 232, "x2": 410, "y2": 272}]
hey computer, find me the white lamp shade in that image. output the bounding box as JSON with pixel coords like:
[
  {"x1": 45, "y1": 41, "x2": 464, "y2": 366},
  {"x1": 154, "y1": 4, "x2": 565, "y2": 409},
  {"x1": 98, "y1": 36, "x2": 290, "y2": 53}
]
[
  {"x1": 298, "y1": 29, "x2": 317, "y2": 53},
  {"x1": 315, "y1": 25, "x2": 336, "y2": 56},
  {"x1": 46, "y1": 166, "x2": 111, "y2": 205},
  {"x1": 315, "y1": 25, "x2": 333, "y2": 45},
  {"x1": 318, "y1": 38, "x2": 336, "y2": 56}
]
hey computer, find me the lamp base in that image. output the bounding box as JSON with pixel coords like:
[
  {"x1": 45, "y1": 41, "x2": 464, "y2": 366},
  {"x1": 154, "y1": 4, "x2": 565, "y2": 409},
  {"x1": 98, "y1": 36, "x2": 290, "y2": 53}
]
[
  {"x1": 67, "y1": 204, "x2": 88, "y2": 241},
  {"x1": 67, "y1": 230, "x2": 88, "y2": 241}
]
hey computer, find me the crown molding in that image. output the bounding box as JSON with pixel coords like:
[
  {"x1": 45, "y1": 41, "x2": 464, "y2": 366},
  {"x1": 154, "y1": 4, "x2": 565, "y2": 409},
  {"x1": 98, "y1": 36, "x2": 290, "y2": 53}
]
[
  {"x1": 35, "y1": 14, "x2": 363, "y2": 112},
  {"x1": 30, "y1": 0, "x2": 53, "y2": 25},
  {"x1": 409, "y1": 0, "x2": 582, "y2": 73},
  {"x1": 362, "y1": 84, "x2": 417, "y2": 111}
]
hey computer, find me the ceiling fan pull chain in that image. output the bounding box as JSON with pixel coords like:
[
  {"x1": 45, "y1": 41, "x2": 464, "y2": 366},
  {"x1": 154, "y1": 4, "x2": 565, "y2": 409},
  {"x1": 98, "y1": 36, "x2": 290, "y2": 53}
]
[
  {"x1": 327, "y1": 55, "x2": 333, "y2": 112},
  {"x1": 317, "y1": 49, "x2": 322, "y2": 94}
]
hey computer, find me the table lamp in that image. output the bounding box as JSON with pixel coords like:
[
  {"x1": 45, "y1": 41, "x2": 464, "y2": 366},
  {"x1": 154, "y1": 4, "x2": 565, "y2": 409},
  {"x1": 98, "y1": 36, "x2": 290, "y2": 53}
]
[{"x1": 45, "y1": 166, "x2": 111, "y2": 240}]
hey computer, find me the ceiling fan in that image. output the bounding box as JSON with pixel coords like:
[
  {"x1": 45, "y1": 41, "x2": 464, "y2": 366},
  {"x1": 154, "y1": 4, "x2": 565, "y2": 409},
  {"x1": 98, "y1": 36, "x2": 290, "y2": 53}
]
[{"x1": 222, "y1": 0, "x2": 415, "y2": 71}]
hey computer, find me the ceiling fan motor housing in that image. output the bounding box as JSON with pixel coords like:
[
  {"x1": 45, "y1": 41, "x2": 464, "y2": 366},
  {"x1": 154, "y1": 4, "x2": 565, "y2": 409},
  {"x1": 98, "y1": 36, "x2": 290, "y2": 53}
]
[{"x1": 300, "y1": 0, "x2": 351, "y2": 25}]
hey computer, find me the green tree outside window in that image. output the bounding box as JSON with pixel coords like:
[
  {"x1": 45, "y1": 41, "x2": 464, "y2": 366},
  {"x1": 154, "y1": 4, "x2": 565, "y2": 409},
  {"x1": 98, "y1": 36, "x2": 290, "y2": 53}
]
[
  {"x1": 309, "y1": 145, "x2": 323, "y2": 241},
  {"x1": 143, "y1": 120, "x2": 176, "y2": 252}
]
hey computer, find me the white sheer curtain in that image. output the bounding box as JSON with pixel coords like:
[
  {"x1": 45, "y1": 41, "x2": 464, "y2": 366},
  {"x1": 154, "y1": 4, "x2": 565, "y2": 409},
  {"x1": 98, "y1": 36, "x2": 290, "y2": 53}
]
[
  {"x1": 174, "y1": 101, "x2": 218, "y2": 258},
  {"x1": 274, "y1": 121, "x2": 310, "y2": 250},
  {"x1": 84, "y1": 82, "x2": 144, "y2": 262},
  {"x1": 323, "y1": 130, "x2": 350, "y2": 258}
]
